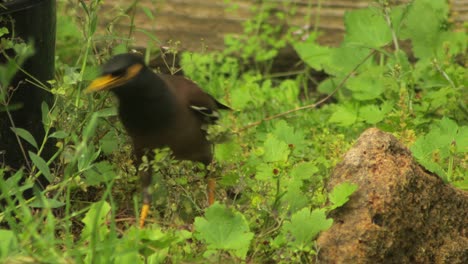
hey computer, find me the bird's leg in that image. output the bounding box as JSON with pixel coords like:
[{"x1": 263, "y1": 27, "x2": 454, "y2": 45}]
[
  {"x1": 207, "y1": 177, "x2": 216, "y2": 205},
  {"x1": 206, "y1": 163, "x2": 216, "y2": 205},
  {"x1": 138, "y1": 157, "x2": 153, "y2": 228}
]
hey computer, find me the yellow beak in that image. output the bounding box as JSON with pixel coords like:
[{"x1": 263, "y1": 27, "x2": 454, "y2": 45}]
[
  {"x1": 84, "y1": 63, "x2": 144, "y2": 93},
  {"x1": 84, "y1": 75, "x2": 121, "y2": 93}
]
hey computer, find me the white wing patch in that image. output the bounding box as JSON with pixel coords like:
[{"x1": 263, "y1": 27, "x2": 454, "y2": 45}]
[{"x1": 190, "y1": 105, "x2": 220, "y2": 123}]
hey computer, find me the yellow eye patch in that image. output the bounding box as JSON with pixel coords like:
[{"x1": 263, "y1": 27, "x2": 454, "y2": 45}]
[{"x1": 84, "y1": 63, "x2": 143, "y2": 93}]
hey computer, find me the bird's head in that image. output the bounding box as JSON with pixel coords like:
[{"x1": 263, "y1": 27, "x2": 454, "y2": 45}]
[{"x1": 85, "y1": 53, "x2": 146, "y2": 93}]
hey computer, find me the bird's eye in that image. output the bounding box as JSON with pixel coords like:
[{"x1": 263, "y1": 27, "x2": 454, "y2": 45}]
[{"x1": 111, "y1": 68, "x2": 127, "y2": 77}]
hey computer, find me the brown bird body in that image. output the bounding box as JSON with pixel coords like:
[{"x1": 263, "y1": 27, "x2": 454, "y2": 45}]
[
  {"x1": 85, "y1": 53, "x2": 229, "y2": 227},
  {"x1": 116, "y1": 73, "x2": 217, "y2": 165}
]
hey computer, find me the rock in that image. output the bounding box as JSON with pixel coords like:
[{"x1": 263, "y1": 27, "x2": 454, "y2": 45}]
[{"x1": 317, "y1": 128, "x2": 468, "y2": 263}]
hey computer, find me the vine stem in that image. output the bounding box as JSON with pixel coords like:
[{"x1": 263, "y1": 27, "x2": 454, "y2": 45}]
[{"x1": 239, "y1": 49, "x2": 377, "y2": 131}]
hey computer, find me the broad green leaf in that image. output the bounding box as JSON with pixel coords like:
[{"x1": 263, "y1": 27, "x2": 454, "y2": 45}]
[
  {"x1": 29, "y1": 151, "x2": 52, "y2": 182},
  {"x1": 263, "y1": 134, "x2": 290, "y2": 163},
  {"x1": 81, "y1": 201, "x2": 111, "y2": 240},
  {"x1": 255, "y1": 163, "x2": 275, "y2": 181},
  {"x1": 77, "y1": 143, "x2": 101, "y2": 172},
  {"x1": 346, "y1": 67, "x2": 390, "y2": 101},
  {"x1": 49, "y1": 130, "x2": 69, "y2": 139},
  {"x1": 343, "y1": 8, "x2": 392, "y2": 48},
  {"x1": 437, "y1": 31, "x2": 467, "y2": 57},
  {"x1": 82, "y1": 65, "x2": 101, "y2": 81},
  {"x1": 83, "y1": 161, "x2": 117, "y2": 186},
  {"x1": 215, "y1": 141, "x2": 243, "y2": 162},
  {"x1": 281, "y1": 208, "x2": 333, "y2": 251},
  {"x1": 293, "y1": 34, "x2": 331, "y2": 71},
  {"x1": 452, "y1": 178, "x2": 468, "y2": 191},
  {"x1": 0, "y1": 59, "x2": 20, "y2": 88},
  {"x1": 194, "y1": 203, "x2": 253, "y2": 259},
  {"x1": 99, "y1": 130, "x2": 119, "y2": 155},
  {"x1": 454, "y1": 126, "x2": 468, "y2": 153},
  {"x1": 41, "y1": 101, "x2": 50, "y2": 129},
  {"x1": 95, "y1": 107, "x2": 117, "y2": 117},
  {"x1": 83, "y1": 113, "x2": 99, "y2": 141},
  {"x1": 389, "y1": 5, "x2": 408, "y2": 37},
  {"x1": 329, "y1": 104, "x2": 358, "y2": 127},
  {"x1": 0, "y1": 27, "x2": 9, "y2": 37},
  {"x1": 112, "y1": 44, "x2": 128, "y2": 56},
  {"x1": 400, "y1": 0, "x2": 449, "y2": 58},
  {"x1": 328, "y1": 182, "x2": 358, "y2": 210},
  {"x1": 317, "y1": 77, "x2": 345, "y2": 94},
  {"x1": 327, "y1": 45, "x2": 373, "y2": 76},
  {"x1": 358, "y1": 104, "x2": 386, "y2": 124},
  {"x1": 411, "y1": 118, "x2": 467, "y2": 181},
  {"x1": 275, "y1": 79, "x2": 300, "y2": 105},
  {"x1": 290, "y1": 162, "x2": 319, "y2": 181},
  {"x1": 230, "y1": 86, "x2": 253, "y2": 110},
  {"x1": 272, "y1": 120, "x2": 306, "y2": 150},
  {"x1": 0, "y1": 229, "x2": 18, "y2": 258},
  {"x1": 282, "y1": 179, "x2": 309, "y2": 213},
  {"x1": 11, "y1": 127, "x2": 38, "y2": 149}
]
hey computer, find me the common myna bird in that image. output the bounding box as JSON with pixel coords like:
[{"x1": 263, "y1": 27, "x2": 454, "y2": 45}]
[{"x1": 85, "y1": 53, "x2": 230, "y2": 227}]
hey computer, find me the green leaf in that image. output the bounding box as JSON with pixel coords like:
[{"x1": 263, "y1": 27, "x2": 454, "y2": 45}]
[
  {"x1": 77, "y1": 143, "x2": 101, "y2": 172},
  {"x1": 328, "y1": 182, "x2": 358, "y2": 210},
  {"x1": 111, "y1": 44, "x2": 128, "y2": 56},
  {"x1": 0, "y1": 27, "x2": 9, "y2": 38},
  {"x1": 81, "y1": 201, "x2": 111, "y2": 240},
  {"x1": 83, "y1": 113, "x2": 99, "y2": 141},
  {"x1": 11, "y1": 127, "x2": 38, "y2": 149},
  {"x1": 49, "y1": 130, "x2": 69, "y2": 139},
  {"x1": 0, "y1": 229, "x2": 18, "y2": 258},
  {"x1": 410, "y1": 118, "x2": 467, "y2": 181},
  {"x1": 317, "y1": 77, "x2": 345, "y2": 94},
  {"x1": 343, "y1": 8, "x2": 392, "y2": 48},
  {"x1": 281, "y1": 208, "x2": 333, "y2": 251},
  {"x1": 454, "y1": 126, "x2": 468, "y2": 153},
  {"x1": 282, "y1": 179, "x2": 309, "y2": 213},
  {"x1": 389, "y1": 5, "x2": 408, "y2": 37},
  {"x1": 215, "y1": 141, "x2": 243, "y2": 162},
  {"x1": 82, "y1": 65, "x2": 101, "y2": 81},
  {"x1": 95, "y1": 107, "x2": 117, "y2": 117},
  {"x1": 99, "y1": 130, "x2": 119, "y2": 155},
  {"x1": 29, "y1": 151, "x2": 52, "y2": 182},
  {"x1": 329, "y1": 104, "x2": 358, "y2": 127},
  {"x1": 194, "y1": 203, "x2": 253, "y2": 259},
  {"x1": 290, "y1": 162, "x2": 319, "y2": 181},
  {"x1": 400, "y1": 0, "x2": 449, "y2": 58},
  {"x1": 141, "y1": 6, "x2": 154, "y2": 20},
  {"x1": 255, "y1": 163, "x2": 275, "y2": 181},
  {"x1": 272, "y1": 120, "x2": 305, "y2": 150},
  {"x1": 262, "y1": 134, "x2": 290, "y2": 163},
  {"x1": 0, "y1": 59, "x2": 20, "y2": 88},
  {"x1": 452, "y1": 178, "x2": 468, "y2": 191},
  {"x1": 358, "y1": 104, "x2": 389, "y2": 124},
  {"x1": 293, "y1": 34, "x2": 331, "y2": 71},
  {"x1": 0, "y1": 170, "x2": 32, "y2": 198},
  {"x1": 41, "y1": 101, "x2": 50, "y2": 129},
  {"x1": 326, "y1": 45, "x2": 373, "y2": 76},
  {"x1": 346, "y1": 68, "x2": 390, "y2": 101},
  {"x1": 83, "y1": 161, "x2": 116, "y2": 186},
  {"x1": 230, "y1": 85, "x2": 254, "y2": 110}
]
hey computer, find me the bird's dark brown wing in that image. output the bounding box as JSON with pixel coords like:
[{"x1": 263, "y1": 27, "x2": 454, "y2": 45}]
[{"x1": 159, "y1": 74, "x2": 230, "y2": 123}]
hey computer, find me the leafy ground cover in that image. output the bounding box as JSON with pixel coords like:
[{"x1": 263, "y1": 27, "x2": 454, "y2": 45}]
[{"x1": 1, "y1": 0, "x2": 466, "y2": 263}]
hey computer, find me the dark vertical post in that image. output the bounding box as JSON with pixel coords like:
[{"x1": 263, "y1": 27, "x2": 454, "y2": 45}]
[{"x1": 0, "y1": 0, "x2": 57, "y2": 193}]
